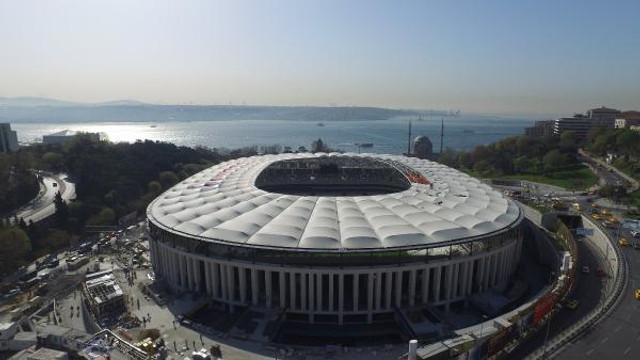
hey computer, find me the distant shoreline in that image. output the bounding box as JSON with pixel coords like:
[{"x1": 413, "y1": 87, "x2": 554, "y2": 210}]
[{"x1": 0, "y1": 102, "x2": 461, "y2": 123}]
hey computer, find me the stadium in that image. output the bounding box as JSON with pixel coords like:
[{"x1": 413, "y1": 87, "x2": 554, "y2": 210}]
[{"x1": 147, "y1": 153, "x2": 523, "y2": 325}]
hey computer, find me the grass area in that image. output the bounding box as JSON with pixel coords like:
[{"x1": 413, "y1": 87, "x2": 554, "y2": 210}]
[
  {"x1": 462, "y1": 165, "x2": 598, "y2": 190},
  {"x1": 498, "y1": 166, "x2": 598, "y2": 190}
]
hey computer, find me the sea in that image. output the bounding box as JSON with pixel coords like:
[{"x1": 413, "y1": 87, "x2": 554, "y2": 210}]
[{"x1": 12, "y1": 115, "x2": 536, "y2": 154}]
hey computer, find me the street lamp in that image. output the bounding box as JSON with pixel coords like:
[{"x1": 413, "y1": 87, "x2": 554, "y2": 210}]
[
  {"x1": 479, "y1": 315, "x2": 489, "y2": 338},
  {"x1": 542, "y1": 305, "x2": 560, "y2": 356}
]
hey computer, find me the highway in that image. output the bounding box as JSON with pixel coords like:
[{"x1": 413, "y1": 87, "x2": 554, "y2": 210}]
[
  {"x1": 553, "y1": 222, "x2": 640, "y2": 359},
  {"x1": 15, "y1": 172, "x2": 76, "y2": 223},
  {"x1": 504, "y1": 237, "x2": 605, "y2": 359}
]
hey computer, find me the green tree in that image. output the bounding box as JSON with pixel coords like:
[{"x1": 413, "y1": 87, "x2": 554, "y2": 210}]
[
  {"x1": 542, "y1": 150, "x2": 568, "y2": 172},
  {"x1": 53, "y1": 191, "x2": 69, "y2": 228},
  {"x1": 159, "y1": 171, "x2": 179, "y2": 188},
  {"x1": 41, "y1": 152, "x2": 64, "y2": 171},
  {"x1": 86, "y1": 207, "x2": 116, "y2": 226},
  {"x1": 0, "y1": 228, "x2": 32, "y2": 274}
]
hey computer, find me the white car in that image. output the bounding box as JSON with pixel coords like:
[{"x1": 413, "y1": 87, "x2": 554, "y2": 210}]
[{"x1": 631, "y1": 230, "x2": 640, "y2": 238}]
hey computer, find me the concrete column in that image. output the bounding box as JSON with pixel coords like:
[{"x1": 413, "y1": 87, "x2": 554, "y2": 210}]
[
  {"x1": 460, "y1": 262, "x2": 468, "y2": 297},
  {"x1": 422, "y1": 268, "x2": 430, "y2": 304},
  {"x1": 338, "y1": 274, "x2": 344, "y2": 316},
  {"x1": 212, "y1": 263, "x2": 220, "y2": 299},
  {"x1": 192, "y1": 258, "x2": 199, "y2": 291},
  {"x1": 301, "y1": 272, "x2": 307, "y2": 311},
  {"x1": 353, "y1": 273, "x2": 359, "y2": 312},
  {"x1": 445, "y1": 264, "x2": 454, "y2": 312},
  {"x1": 394, "y1": 271, "x2": 403, "y2": 307},
  {"x1": 434, "y1": 266, "x2": 442, "y2": 303},
  {"x1": 181, "y1": 256, "x2": 188, "y2": 289},
  {"x1": 485, "y1": 255, "x2": 495, "y2": 289},
  {"x1": 227, "y1": 265, "x2": 235, "y2": 302},
  {"x1": 375, "y1": 272, "x2": 382, "y2": 310},
  {"x1": 220, "y1": 264, "x2": 228, "y2": 301},
  {"x1": 316, "y1": 273, "x2": 323, "y2": 312},
  {"x1": 385, "y1": 271, "x2": 393, "y2": 309},
  {"x1": 453, "y1": 263, "x2": 460, "y2": 299},
  {"x1": 329, "y1": 274, "x2": 334, "y2": 311},
  {"x1": 280, "y1": 271, "x2": 287, "y2": 308},
  {"x1": 186, "y1": 257, "x2": 193, "y2": 291},
  {"x1": 204, "y1": 261, "x2": 212, "y2": 295},
  {"x1": 308, "y1": 273, "x2": 315, "y2": 315},
  {"x1": 409, "y1": 269, "x2": 417, "y2": 307},
  {"x1": 290, "y1": 272, "x2": 297, "y2": 310},
  {"x1": 477, "y1": 258, "x2": 485, "y2": 291},
  {"x1": 367, "y1": 273, "x2": 374, "y2": 323},
  {"x1": 251, "y1": 268, "x2": 259, "y2": 305},
  {"x1": 467, "y1": 259, "x2": 475, "y2": 294},
  {"x1": 239, "y1": 267, "x2": 246, "y2": 304},
  {"x1": 265, "y1": 270, "x2": 272, "y2": 308}
]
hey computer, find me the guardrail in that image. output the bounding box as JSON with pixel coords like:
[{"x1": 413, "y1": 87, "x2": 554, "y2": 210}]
[{"x1": 526, "y1": 214, "x2": 628, "y2": 359}]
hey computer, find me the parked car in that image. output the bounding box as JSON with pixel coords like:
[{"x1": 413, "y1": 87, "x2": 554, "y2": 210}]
[
  {"x1": 565, "y1": 299, "x2": 579, "y2": 310},
  {"x1": 631, "y1": 230, "x2": 639, "y2": 238},
  {"x1": 581, "y1": 266, "x2": 590, "y2": 274}
]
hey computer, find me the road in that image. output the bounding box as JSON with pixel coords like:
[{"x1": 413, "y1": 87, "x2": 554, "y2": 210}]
[
  {"x1": 15, "y1": 172, "x2": 76, "y2": 223},
  {"x1": 504, "y1": 237, "x2": 606, "y2": 359},
  {"x1": 578, "y1": 150, "x2": 637, "y2": 190},
  {"x1": 553, "y1": 222, "x2": 640, "y2": 359}
]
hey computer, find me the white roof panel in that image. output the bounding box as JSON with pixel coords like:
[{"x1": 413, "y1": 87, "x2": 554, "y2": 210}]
[{"x1": 148, "y1": 153, "x2": 521, "y2": 250}]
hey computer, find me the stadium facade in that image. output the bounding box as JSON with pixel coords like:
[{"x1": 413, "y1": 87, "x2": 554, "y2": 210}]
[{"x1": 147, "y1": 153, "x2": 523, "y2": 324}]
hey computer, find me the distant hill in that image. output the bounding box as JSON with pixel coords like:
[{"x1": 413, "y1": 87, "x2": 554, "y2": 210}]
[
  {"x1": 0, "y1": 97, "x2": 147, "y2": 108},
  {"x1": 0, "y1": 97, "x2": 458, "y2": 123}
]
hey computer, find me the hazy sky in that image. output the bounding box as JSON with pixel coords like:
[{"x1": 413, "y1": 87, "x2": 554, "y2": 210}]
[{"x1": 1, "y1": 0, "x2": 639, "y2": 115}]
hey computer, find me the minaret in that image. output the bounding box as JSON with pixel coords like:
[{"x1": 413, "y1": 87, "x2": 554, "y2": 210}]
[
  {"x1": 440, "y1": 118, "x2": 444, "y2": 154},
  {"x1": 407, "y1": 119, "x2": 412, "y2": 155}
]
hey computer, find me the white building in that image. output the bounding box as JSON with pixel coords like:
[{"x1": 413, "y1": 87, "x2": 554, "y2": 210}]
[
  {"x1": 147, "y1": 153, "x2": 523, "y2": 326},
  {"x1": 0, "y1": 123, "x2": 19, "y2": 153},
  {"x1": 42, "y1": 130, "x2": 100, "y2": 145}
]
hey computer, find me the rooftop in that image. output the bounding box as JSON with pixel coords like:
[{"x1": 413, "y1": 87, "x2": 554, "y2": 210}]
[
  {"x1": 148, "y1": 153, "x2": 521, "y2": 251},
  {"x1": 85, "y1": 272, "x2": 123, "y2": 305}
]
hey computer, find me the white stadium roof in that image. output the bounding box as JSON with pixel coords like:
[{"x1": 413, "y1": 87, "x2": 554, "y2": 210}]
[{"x1": 147, "y1": 153, "x2": 521, "y2": 251}]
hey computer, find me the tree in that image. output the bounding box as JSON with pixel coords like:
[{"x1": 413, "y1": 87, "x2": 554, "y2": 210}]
[
  {"x1": 41, "y1": 152, "x2": 64, "y2": 171},
  {"x1": 542, "y1": 150, "x2": 568, "y2": 172},
  {"x1": 53, "y1": 191, "x2": 69, "y2": 228},
  {"x1": 86, "y1": 207, "x2": 116, "y2": 226},
  {"x1": 159, "y1": 171, "x2": 180, "y2": 189},
  {"x1": 0, "y1": 228, "x2": 32, "y2": 274},
  {"x1": 311, "y1": 138, "x2": 329, "y2": 153}
]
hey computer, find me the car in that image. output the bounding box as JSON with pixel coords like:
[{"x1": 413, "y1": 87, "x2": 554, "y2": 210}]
[
  {"x1": 619, "y1": 238, "x2": 629, "y2": 247},
  {"x1": 591, "y1": 214, "x2": 600, "y2": 220},
  {"x1": 634, "y1": 243, "x2": 640, "y2": 250},
  {"x1": 631, "y1": 230, "x2": 640, "y2": 238},
  {"x1": 636, "y1": 289, "x2": 640, "y2": 300},
  {"x1": 565, "y1": 299, "x2": 579, "y2": 310},
  {"x1": 597, "y1": 267, "x2": 605, "y2": 277},
  {"x1": 591, "y1": 203, "x2": 598, "y2": 208},
  {"x1": 581, "y1": 266, "x2": 590, "y2": 274}
]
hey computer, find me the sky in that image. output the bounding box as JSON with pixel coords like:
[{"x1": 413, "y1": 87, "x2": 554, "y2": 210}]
[{"x1": 0, "y1": 0, "x2": 639, "y2": 115}]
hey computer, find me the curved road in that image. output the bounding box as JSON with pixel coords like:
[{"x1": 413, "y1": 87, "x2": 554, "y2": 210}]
[
  {"x1": 504, "y1": 237, "x2": 605, "y2": 359},
  {"x1": 15, "y1": 172, "x2": 76, "y2": 223},
  {"x1": 554, "y1": 224, "x2": 640, "y2": 359}
]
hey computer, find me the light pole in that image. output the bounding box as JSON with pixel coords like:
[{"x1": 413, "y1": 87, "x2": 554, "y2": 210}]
[
  {"x1": 542, "y1": 304, "x2": 560, "y2": 356},
  {"x1": 479, "y1": 315, "x2": 488, "y2": 338}
]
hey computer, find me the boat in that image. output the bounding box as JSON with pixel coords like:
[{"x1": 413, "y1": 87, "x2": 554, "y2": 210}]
[
  {"x1": 150, "y1": 125, "x2": 157, "y2": 128},
  {"x1": 317, "y1": 123, "x2": 325, "y2": 127},
  {"x1": 360, "y1": 143, "x2": 374, "y2": 148}
]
